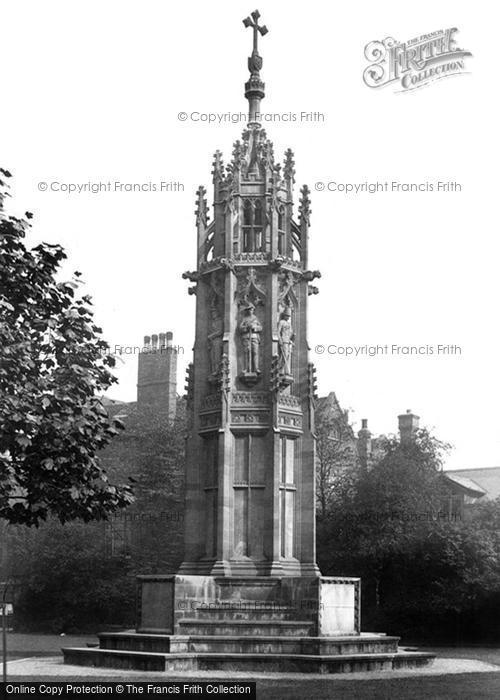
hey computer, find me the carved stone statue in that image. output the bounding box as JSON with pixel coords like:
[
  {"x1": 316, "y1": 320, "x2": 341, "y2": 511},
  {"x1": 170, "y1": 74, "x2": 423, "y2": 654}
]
[
  {"x1": 277, "y1": 306, "x2": 294, "y2": 381},
  {"x1": 239, "y1": 303, "x2": 262, "y2": 378}
]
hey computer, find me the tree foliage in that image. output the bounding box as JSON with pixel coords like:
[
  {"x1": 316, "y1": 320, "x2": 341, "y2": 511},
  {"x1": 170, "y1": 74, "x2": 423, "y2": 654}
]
[
  {"x1": 315, "y1": 397, "x2": 358, "y2": 519},
  {"x1": 0, "y1": 169, "x2": 133, "y2": 525},
  {"x1": 0, "y1": 406, "x2": 186, "y2": 632},
  {"x1": 317, "y1": 429, "x2": 500, "y2": 640},
  {"x1": 5, "y1": 518, "x2": 136, "y2": 633},
  {"x1": 100, "y1": 404, "x2": 186, "y2": 574}
]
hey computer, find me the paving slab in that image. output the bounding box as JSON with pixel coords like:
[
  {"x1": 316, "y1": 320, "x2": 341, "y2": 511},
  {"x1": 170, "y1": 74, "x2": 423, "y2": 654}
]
[{"x1": 6, "y1": 654, "x2": 500, "y2": 681}]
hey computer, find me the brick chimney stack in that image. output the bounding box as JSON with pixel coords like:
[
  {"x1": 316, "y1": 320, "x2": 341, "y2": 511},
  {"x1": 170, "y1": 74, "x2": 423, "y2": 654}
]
[
  {"x1": 357, "y1": 418, "x2": 372, "y2": 470},
  {"x1": 137, "y1": 331, "x2": 178, "y2": 423},
  {"x1": 398, "y1": 409, "x2": 420, "y2": 444}
]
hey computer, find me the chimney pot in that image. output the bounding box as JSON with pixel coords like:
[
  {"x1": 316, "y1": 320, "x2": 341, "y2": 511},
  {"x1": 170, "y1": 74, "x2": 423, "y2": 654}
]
[
  {"x1": 398, "y1": 411, "x2": 420, "y2": 443},
  {"x1": 136, "y1": 328, "x2": 178, "y2": 424},
  {"x1": 357, "y1": 418, "x2": 372, "y2": 470}
]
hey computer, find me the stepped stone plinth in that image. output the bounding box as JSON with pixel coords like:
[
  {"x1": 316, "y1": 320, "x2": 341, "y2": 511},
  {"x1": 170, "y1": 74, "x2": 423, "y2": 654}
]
[{"x1": 63, "y1": 574, "x2": 434, "y2": 672}]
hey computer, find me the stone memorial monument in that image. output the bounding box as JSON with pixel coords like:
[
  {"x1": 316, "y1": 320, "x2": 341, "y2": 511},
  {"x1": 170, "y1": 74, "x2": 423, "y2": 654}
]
[{"x1": 63, "y1": 10, "x2": 434, "y2": 673}]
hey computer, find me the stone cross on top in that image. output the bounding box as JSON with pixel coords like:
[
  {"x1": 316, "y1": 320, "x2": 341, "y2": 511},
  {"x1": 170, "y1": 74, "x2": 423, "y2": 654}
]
[
  {"x1": 242, "y1": 10, "x2": 268, "y2": 125},
  {"x1": 243, "y1": 10, "x2": 268, "y2": 74}
]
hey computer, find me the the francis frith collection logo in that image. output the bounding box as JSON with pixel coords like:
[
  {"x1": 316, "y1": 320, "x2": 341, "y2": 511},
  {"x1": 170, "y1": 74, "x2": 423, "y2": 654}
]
[{"x1": 363, "y1": 28, "x2": 472, "y2": 92}]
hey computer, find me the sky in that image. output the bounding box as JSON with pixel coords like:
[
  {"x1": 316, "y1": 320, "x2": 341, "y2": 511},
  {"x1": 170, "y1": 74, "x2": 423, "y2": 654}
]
[{"x1": 1, "y1": 0, "x2": 498, "y2": 470}]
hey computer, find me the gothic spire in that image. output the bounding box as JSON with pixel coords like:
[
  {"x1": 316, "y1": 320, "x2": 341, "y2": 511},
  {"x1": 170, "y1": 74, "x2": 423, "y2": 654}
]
[{"x1": 242, "y1": 10, "x2": 268, "y2": 128}]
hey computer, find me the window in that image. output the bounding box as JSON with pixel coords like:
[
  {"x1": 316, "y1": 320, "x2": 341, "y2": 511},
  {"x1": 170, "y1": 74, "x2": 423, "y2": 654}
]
[
  {"x1": 233, "y1": 434, "x2": 266, "y2": 558},
  {"x1": 278, "y1": 206, "x2": 285, "y2": 255},
  {"x1": 204, "y1": 436, "x2": 219, "y2": 557},
  {"x1": 279, "y1": 437, "x2": 296, "y2": 558},
  {"x1": 242, "y1": 198, "x2": 265, "y2": 253}
]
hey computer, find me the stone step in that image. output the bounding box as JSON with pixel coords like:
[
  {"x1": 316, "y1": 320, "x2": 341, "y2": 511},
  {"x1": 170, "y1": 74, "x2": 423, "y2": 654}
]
[
  {"x1": 99, "y1": 632, "x2": 398, "y2": 656},
  {"x1": 178, "y1": 619, "x2": 314, "y2": 636},
  {"x1": 62, "y1": 647, "x2": 435, "y2": 673},
  {"x1": 99, "y1": 633, "x2": 178, "y2": 654},
  {"x1": 63, "y1": 647, "x2": 189, "y2": 672},
  {"x1": 193, "y1": 605, "x2": 298, "y2": 621}
]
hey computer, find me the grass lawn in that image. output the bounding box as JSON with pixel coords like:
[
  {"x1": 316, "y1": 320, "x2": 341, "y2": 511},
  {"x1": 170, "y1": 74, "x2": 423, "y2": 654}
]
[
  {"x1": 1, "y1": 632, "x2": 96, "y2": 659},
  {"x1": 256, "y1": 674, "x2": 500, "y2": 699}
]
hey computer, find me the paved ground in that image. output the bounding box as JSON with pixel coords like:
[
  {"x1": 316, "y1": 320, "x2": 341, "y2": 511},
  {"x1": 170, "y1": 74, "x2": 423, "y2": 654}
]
[
  {"x1": 5, "y1": 660, "x2": 500, "y2": 699},
  {"x1": 3, "y1": 636, "x2": 500, "y2": 698},
  {"x1": 418, "y1": 645, "x2": 500, "y2": 667}
]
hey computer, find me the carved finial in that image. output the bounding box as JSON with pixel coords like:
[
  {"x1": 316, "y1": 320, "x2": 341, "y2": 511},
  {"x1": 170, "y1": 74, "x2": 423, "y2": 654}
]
[
  {"x1": 231, "y1": 140, "x2": 246, "y2": 172},
  {"x1": 261, "y1": 137, "x2": 275, "y2": 169},
  {"x1": 232, "y1": 140, "x2": 243, "y2": 160},
  {"x1": 243, "y1": 10, "x2": 269, "y2": 126},
  {"x1": 212, "y1": 150, "x2": 224, "y2": 183},
  {"x1": 270, "y1": 355, "x2": 280, "y2": 393},
  {"x1": 308, "y1": 363, "x2": 318, "y2": 401},
  {"x1": 299, "y1": 185, "x2": 311, "y2": 227},
  {"x1": 284, "y1": 149, "x2": 295, "y2": 185},
  {"x1": 185, "y1": 363, "x2": 194, "y2": 404},
  {"x1": 195, "y1": 186, "x2": 208, "y2": 228},
  {"x1": 221, "y1": 353, "x2": 230, "y2": 394}
]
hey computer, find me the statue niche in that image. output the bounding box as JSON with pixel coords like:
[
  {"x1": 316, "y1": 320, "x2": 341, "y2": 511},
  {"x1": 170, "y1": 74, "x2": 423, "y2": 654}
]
[
  {"x1": 208, "y1": 302, "x2": 224, "y2": 383},
  {"x1": 238, "y1": 302, "x2": 263, "y2": 386},
  {"x1": 277, "y1": 305, "x2": 294, "y2": 386}
]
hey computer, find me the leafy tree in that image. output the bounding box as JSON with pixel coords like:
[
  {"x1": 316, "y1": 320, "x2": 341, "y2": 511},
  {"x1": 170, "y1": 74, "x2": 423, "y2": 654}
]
[
  {"x1": 315, "y1": 395, "x2": 358, "y2": 519},
  {"x1": 317, "y1": 429, "x2": 500, "y2": 640},
  {"x1": 0, "y1": 405, "x2": 187, "y2": 632},
  {"x1": 5, "y1": 518, "x2": 136, "y2": 632},
  {"x1": 0, "y1": 169, "x2": 133, "y2": 525},
  {"x1": 318, "y1": 430, "x2": 448, "y2": 599},
  {"x1": 100, "y1": 404, "x2": 186, "y2": 574}
]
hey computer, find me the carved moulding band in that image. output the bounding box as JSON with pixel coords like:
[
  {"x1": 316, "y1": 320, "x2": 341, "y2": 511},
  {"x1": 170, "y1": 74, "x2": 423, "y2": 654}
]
[
  {"x1": 231, "y1": 410, "x2": 270, "y2": 430},
  {"x1": 201, "y1": 393, "x2": 222, "y2": 411},
  {"x1": 278, "y1": 395, "x2": 301, "y2": 409},
  {"x1": 233, "y1": 252, "x2": 271, "y2": 264},
  {"x1": 198, "y1": 412, "x2": 222, "y2": 433},
  {"x1": 278, "y1": 412, "x2": 303, "y2": 432},
  {"x1": 232, "y1": 391, "x2": 270, "y2": 406}
]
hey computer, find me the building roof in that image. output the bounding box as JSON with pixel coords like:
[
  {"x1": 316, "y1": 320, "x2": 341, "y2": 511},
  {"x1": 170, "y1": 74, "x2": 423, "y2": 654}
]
[
  {"x1": 444, "y1": 467, "x2": 500, "y2": 500},
  {"x1": 316, "y1": 392, "x2": 355, "y2": 441},
  {"x1": 100, "y1": 397, "x2": 129, "y2": 407},
  {"x1": 442, "y1": 473, "x2": 487, "y2": 497}
]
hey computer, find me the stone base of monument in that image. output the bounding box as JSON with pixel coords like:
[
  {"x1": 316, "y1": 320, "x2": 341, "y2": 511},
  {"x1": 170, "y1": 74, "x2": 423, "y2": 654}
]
[{"x1": 62, "y1": 575, "x2": 435, "y2": 673}]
